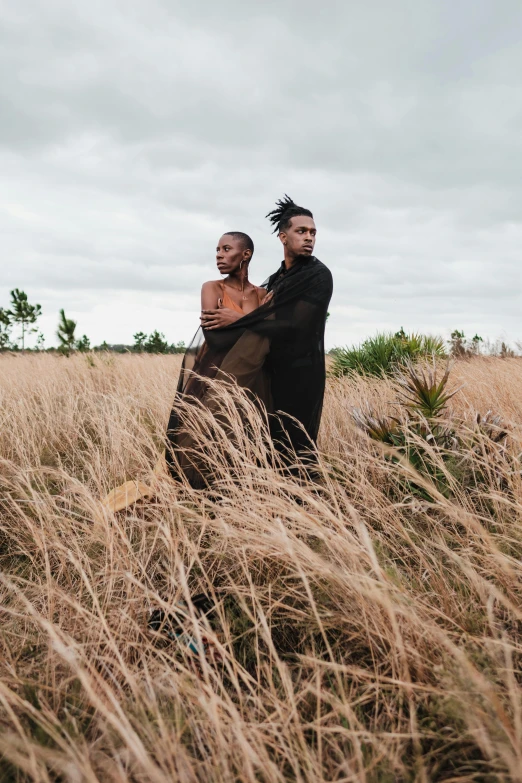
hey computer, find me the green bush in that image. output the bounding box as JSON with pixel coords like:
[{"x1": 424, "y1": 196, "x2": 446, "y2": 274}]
[{"x1": 331, "y1": 329, "x2": 446, "y2": 377}]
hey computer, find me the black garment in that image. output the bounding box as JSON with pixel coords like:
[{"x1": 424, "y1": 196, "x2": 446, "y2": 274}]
[
  {"x1": 263, "y1": 257, "x2": 332, "y2": 461},
  {"x1": 166, "y1": 255, "x2": 333, "y2": 486}
]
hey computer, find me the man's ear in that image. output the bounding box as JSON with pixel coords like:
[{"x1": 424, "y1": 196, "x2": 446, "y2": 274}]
[{"x1": 278, "y1": 231, "x2": 287, "y2": 246}]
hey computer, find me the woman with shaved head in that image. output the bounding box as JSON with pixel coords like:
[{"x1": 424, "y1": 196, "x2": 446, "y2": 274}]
[
  {"x1": 104, "y1": 229, "x2": 270, "y2": 509},
  {"x1": 200, "y1": 231, "x2": 269, "y2": 320}
]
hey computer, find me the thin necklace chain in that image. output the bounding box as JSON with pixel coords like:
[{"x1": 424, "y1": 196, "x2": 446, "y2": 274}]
[{"x1": 224, "y1": 281, "x2": 253, "y2": 295}]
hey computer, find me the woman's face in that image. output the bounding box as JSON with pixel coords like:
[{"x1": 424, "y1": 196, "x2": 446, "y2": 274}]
[{"x1": 216, "y1": 234, "x2": 250, "y2": 275}]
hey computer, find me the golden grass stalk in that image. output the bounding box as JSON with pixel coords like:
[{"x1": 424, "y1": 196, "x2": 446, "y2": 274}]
[{"x1": 1, "y1": 352, "x2": 522, "y2": 781}]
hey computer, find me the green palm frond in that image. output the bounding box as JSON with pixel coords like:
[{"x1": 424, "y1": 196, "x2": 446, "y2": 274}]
[
  {"x1": 352, "y1": 408, "x2": 399, "y2": 444},
  {"x1": 331, "y1": 331, "x2": 447, "y2": 378},
  {"x1": 395, "y1": 361, "x2": 463, "y2": 419}
]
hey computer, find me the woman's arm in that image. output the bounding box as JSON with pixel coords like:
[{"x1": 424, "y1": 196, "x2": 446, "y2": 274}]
[
  {"x1": 201, "y1": 281, "x2": 221, "y2": 311},
  {"x1": 200, "y1": 280, "x2": 241, "y2": 330}
]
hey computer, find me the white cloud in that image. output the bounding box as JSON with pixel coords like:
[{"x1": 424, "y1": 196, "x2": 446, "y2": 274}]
[{"x1": 1, "y1": 0, "x2": 521, "y2": 349}]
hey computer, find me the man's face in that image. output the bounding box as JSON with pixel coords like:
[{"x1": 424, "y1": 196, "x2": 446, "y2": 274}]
[
  {"x1": 216, "y1": 234, "x2": 251, "y2": 275},
  {"x1": 279, "y1": 216, "x2": 317, "y2": 259}
]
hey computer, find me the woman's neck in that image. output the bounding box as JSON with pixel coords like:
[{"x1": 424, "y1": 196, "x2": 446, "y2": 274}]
[{"x1": 225, "y1": 269, "x2": 249, "y2": 290}]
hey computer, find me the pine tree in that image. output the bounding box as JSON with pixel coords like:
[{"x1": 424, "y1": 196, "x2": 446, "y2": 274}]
[
  {"x1": 56, "y1": 309, "x2": 77, "y2": 355},
  {"x1": 133, "y1": 331, "x2": 147, "y2": 351},
  {"x1": 36, "y1": 331, "x2": 45, "y2": 351},
  {"x1": 145, "y1": 330, "x2": 168, "y2": 353},
  {"x1": 7, "y1": 289, "x2": 42, "y2": 351},
  {"x1": 170, "y1": 340, "x2": 186, "y2": 354},
  {"x1": 0, "y1": 308, "x2": 11, "y2": 349},
  {"x1": 76, "y1": 335, "x2": 91, "y2": 352}
]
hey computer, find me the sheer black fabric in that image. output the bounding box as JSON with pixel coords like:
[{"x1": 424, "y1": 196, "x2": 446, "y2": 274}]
[{"x1": 165, "y1": 255, "x2": 333, "y2": 486}]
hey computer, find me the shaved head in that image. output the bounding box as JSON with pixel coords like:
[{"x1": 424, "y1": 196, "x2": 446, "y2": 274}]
[{"x1": 223, "y1": 231, "x2": 254, "y2": 256}]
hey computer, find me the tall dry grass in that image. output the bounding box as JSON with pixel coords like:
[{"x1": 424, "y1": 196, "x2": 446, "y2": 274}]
[{"x1": 1, "y1": 352, "x2": 522, "y2": 782}]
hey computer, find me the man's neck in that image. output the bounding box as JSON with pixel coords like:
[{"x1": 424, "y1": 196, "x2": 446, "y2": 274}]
[
  {"x1": 283, "y1": 252, "x2": 312, "y2": 270},
  {"x1": 283, "y1": 252, "x2": 297, "y2": 270}
]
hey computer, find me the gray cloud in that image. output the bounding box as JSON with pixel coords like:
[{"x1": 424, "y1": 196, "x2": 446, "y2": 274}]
[{"x1": 1, "y1": 0, "x2": 521, "y2": 348}]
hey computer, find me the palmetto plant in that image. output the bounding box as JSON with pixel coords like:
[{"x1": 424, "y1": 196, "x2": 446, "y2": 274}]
[
  {"x1": 352, "y1": 409, "x2": 400, "y2": 444},
  {"x1": 353, "y1": 360, "x2": 507, "y2": 500},
  {"x1": 332, "y1": 330, "x2": 446, "y2": 378},
  {"x1": 395, "y1": 361, "x2": 462, "y2": 418},
  {"x1": 354, "y1": 361, "x2": 456, "y2": 457}
]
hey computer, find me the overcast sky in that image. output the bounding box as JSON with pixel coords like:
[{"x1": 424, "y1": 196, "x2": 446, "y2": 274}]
[{"x1": 1, "y1": 0, "x2": 521, "y2": 349}]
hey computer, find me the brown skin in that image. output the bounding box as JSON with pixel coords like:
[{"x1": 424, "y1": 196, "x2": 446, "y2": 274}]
[
  {"x1": 279, "y1": 215, "x2": 317, "y2": 269},
  {"x1": 200, "y1": 234, "x2": 269, "y2": 330}
]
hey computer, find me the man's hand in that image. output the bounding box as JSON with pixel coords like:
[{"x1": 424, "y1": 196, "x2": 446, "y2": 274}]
[{"x1": 200, "y1": 307, "x2": 241, "y2": 330}]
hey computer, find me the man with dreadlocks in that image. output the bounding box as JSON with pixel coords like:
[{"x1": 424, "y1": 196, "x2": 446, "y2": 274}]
[{"x1": 261, "y1": 195, "x2": 333, "y2": 464}]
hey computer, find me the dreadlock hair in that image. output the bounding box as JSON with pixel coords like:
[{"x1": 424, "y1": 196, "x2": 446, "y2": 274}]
[
  {"x1": 265, "y1": 194, "x2": 313, "y2": 234},
  {"x1": 223, "y1": 231, "x2": 254, "y2": 256}
]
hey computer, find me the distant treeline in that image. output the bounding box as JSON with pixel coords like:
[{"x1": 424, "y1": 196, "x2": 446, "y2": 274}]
[
  {"x1": 0, "y1": 289, "x2": 185, "y2": 355},
  {"x1": 2, "y1": 288, "x2": 519, "y2": 364}
]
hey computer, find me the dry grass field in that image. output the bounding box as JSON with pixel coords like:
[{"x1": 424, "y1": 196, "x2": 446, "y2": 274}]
[{"x1": 1, "y1": 353, "x2": 522, "y2": 782}]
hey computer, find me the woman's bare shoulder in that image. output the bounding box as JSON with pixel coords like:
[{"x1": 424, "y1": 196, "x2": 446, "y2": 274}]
[
  {"x1": 201, "y1": 279, "x2": 222, "y2": 291},
  {"x1": 201, "y1": 279, "x2": 222, "y2": 310}
]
